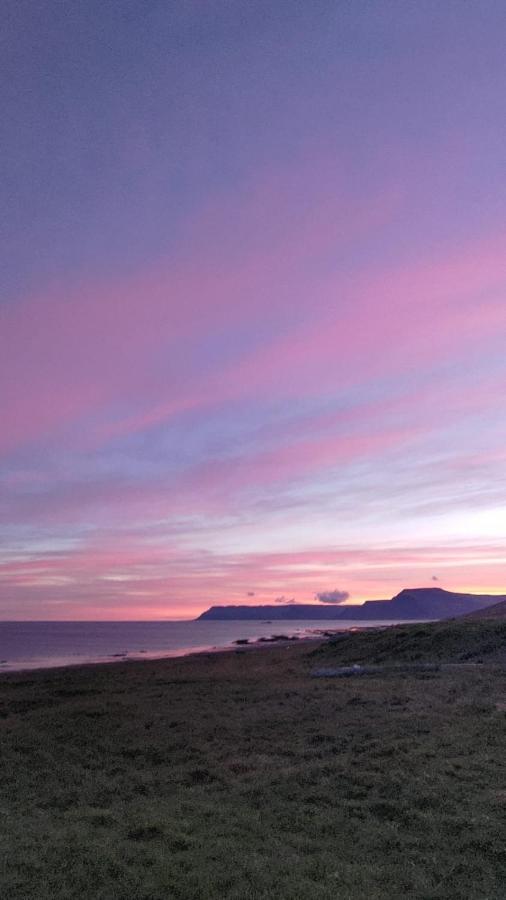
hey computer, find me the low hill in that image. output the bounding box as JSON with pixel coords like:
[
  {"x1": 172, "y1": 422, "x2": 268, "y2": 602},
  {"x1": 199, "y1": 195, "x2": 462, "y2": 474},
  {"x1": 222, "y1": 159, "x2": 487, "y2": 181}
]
[
  {"x1": 311, "y1": 618, "x2": 506, "y2": 665},
  {"x1": 461, "y1": 599, "x2": 506, "y2": 620},
  {"x1": 197, "y1": 588, "x2": 505, "y2": 621},
  {"x1": 196, "y1": 603, "x2": 384, "y2": 621}
]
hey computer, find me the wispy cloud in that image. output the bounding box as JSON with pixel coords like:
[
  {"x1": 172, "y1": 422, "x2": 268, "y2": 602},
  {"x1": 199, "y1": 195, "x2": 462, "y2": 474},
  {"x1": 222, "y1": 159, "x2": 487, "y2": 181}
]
[{"x1": 2, "y1": 3, "x2": 506, "y2": 617}]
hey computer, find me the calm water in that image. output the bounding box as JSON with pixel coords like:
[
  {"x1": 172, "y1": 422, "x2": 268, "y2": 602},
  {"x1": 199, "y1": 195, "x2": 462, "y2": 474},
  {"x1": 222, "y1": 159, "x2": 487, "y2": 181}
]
[{"x1": 0, "y1": 619, "x2": 417, "y2": 672}]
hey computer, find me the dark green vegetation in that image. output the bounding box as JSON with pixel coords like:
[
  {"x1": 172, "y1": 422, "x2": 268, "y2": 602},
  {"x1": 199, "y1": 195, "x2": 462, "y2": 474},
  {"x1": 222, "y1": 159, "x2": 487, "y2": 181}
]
[
  {"x1": 464, "y1": 600, "x2": 506, "y2": 620},
  {"x1": 1, "y1": 634, "x2": 505, "y2": 899},
  {"x1": 312, "y1": 619, "x2": 506, "y2": 666}
]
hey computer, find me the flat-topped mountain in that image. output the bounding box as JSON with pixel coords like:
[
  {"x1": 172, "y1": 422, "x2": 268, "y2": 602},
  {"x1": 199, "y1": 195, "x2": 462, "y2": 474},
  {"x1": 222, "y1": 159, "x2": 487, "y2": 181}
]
[
  {"x1": 377, "y1": 588, "x2": 503, "y2": 619},
  {"x1": 197, "y1": 588, "x2": 505, "y2": 621},
  {"x1": 196, "y1": 603, "x2": 377, "y2": 621}
]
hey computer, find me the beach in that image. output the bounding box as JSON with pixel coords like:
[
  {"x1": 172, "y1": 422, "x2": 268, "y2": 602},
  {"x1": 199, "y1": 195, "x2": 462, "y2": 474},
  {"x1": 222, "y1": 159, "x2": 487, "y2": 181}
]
[
  {"x1": 0, "y1": 619, "x2": 411, "y2": 673},
  {"x1": 1, "y1": 627, "x2": 505, "y2": 899}
]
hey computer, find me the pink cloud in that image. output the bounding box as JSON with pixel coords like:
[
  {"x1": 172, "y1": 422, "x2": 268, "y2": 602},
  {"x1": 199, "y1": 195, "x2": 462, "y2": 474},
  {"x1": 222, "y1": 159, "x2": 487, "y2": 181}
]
[
  {"x1": 10, "y1": 162, "x2": 505, "y2": 458},
  {"x1": 1, "y1": 162, "x2": 400, "y2": 455},
  {"x1": 2, "y1": 538, "x2": 506, "y2": 620},
  {"x1": 91, "y1": 229, "x2": 506, "y2": 444},
  {"x1": 2, "y1": 353, "x2": 505, "y2": 535}
]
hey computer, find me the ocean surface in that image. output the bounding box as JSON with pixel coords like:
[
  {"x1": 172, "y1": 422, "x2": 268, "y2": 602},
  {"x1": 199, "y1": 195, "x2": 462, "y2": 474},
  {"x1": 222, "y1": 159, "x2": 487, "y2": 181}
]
[{"x1": 0, "y1": 619, "x2": 418, "y2": 673}]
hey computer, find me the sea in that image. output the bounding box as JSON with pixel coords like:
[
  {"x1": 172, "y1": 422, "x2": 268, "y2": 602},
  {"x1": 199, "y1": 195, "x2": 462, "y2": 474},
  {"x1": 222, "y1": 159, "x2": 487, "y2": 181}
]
[{"x1": 0, "y1": 619, "x2": 416, "y2": 673}]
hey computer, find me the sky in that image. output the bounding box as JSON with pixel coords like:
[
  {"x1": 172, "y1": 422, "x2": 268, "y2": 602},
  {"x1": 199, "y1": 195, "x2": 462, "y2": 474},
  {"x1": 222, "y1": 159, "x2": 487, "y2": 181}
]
[{"x1": 2, "y1": 0, "x2": 506, "y2": 620}]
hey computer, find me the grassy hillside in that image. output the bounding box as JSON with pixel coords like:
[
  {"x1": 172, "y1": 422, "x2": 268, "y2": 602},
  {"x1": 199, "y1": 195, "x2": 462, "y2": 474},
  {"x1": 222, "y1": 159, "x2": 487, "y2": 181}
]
[
  {"x1": 0, "y1": 643, "x2": 506, "y2": 899},
  {"x1": 311, "y1": 619, "x2": 506, "y2": 666},
  {"x1": 463, "y1": 600, "x2": 506, "y2": 620}
]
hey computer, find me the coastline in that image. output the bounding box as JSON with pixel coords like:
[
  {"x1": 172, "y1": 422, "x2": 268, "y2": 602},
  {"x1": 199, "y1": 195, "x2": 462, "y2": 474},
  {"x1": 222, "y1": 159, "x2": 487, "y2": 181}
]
[
  {"x1": 1, "y1": 624, "x2": 505, "y2": 899},
  {"x1": 0, "y1": 628, "x2": 341, "y2": 676},
  {"x1": 0, "y1": 619, "x2": 421, "y2": 676}
]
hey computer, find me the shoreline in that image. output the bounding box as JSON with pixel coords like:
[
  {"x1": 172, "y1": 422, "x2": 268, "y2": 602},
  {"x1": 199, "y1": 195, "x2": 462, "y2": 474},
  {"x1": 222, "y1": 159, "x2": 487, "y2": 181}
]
[
  {"x1": 2, "y1": 618, "x2": 505, "y2": 898},
  {"x1": 0, "y1": 619, "x2": 433, "y2": 677},
  {"x1": 0, "y1": 630, "x2": 338, "y2": 677}
]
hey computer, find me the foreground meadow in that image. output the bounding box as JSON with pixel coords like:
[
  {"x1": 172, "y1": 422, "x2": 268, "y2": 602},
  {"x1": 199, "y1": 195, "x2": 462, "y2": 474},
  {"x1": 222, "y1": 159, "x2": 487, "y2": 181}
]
[{"x1": 0, "y1": 633, "x2": 505, "y2": 899}]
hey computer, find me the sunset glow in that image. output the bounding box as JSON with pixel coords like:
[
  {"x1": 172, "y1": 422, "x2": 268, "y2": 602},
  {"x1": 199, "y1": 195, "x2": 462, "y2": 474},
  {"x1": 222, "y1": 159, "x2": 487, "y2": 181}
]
[{"x1": 2, "y1": 2, "x2": 506, "y2": 618}]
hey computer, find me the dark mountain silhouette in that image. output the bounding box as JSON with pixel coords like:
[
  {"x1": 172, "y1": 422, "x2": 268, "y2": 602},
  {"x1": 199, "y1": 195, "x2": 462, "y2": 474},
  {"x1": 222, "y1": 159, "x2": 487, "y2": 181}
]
[
  {"x1": 460, "y1": 599, "x2": 506, "y2": 620},
  {"x1": 197, "y1": 588, "x2": 505, "y2": 621},
  {"x1": 196, "y1": 603, "x2": 376, "y2": 621},
  {"x1": 376, "y1": 588, "x2": 504, "y2": 619}
]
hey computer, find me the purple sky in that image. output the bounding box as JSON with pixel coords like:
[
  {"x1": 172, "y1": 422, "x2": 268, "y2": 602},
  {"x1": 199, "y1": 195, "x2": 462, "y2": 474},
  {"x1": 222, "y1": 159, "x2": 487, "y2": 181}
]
[{"x1": 2, "y1": 1, "x2": 506, "y2": 619}]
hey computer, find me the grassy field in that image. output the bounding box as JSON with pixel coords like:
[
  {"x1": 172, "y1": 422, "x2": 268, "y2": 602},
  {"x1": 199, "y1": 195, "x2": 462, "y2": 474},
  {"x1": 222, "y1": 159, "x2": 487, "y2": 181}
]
[
  {"x1": 311, "y1": 618, "x2": 506, "y2": 666},
  {"x1": 0, "y1": 631, "x2": 505, "y2": 899}
]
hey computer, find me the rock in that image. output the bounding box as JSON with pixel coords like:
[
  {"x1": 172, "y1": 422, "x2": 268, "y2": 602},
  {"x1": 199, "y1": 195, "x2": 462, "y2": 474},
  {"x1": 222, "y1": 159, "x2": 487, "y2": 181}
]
[
  {"x1": 257, "y1": 634, "x2": 299, "y2": 643},
  {"x1": 310, "y1": 662, "x2": 440, "y2": 678}
]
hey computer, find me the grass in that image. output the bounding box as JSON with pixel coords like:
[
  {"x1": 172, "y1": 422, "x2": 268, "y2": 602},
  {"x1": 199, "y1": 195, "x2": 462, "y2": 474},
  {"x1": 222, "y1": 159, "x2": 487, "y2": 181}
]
[
  {"x1": 0, "y1": 633, "x2": 505, "y2": 899},
  {"x1": 311, "y1": 619, "x2": 506, "y2": 666}
]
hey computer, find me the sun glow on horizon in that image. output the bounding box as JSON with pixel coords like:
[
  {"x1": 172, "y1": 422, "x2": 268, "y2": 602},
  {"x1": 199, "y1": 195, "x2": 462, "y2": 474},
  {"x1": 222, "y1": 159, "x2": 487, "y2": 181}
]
[{"x1": 2, "y1": 3, "x2": 506, "y2": 619}]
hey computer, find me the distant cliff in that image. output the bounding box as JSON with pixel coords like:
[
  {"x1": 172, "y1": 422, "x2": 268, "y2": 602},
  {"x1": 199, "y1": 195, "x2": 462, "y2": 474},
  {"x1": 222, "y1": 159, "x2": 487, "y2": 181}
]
[
  {"x1": 197, "y1": 588, "x2": 505, "y2": 621},
  {"x1": 370, "y1": 588, "x2": 504, "y2": 619},
  {"x1": 197, "y1": 603, "x2": 372, "y2": 621}
]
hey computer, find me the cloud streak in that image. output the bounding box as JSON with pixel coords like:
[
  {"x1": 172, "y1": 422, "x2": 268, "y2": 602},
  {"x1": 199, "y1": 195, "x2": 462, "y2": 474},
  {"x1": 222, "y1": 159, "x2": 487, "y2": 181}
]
[{"x1": 2, "y1": 3, "x2": 506, "y2": 617}]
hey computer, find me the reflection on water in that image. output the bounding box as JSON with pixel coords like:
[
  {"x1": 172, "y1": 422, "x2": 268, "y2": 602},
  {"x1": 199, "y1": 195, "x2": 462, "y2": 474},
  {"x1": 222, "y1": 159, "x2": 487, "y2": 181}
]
[{"x1": 0, "y1": 619, "x2": 420, "y2": 672}]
